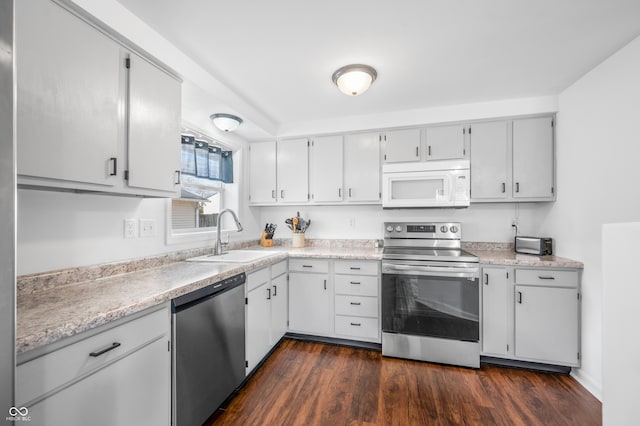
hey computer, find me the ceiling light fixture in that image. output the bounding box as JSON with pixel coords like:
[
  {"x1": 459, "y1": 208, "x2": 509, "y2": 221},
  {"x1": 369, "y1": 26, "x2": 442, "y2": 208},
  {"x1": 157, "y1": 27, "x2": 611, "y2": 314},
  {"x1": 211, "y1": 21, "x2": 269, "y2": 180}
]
[
  {"x1": 210, "y1": 113, "x2": 243, "y2": 132},
  {"x1": 331, "y1": 64, "x2": 377, "y2": 96}
]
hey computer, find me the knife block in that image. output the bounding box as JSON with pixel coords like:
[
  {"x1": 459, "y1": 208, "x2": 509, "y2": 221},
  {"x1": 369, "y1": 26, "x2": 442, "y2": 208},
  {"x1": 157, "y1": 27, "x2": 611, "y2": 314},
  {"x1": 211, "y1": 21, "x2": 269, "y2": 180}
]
[{"x1": 260, "y1": 231, "x2": 273, "y2": 247}]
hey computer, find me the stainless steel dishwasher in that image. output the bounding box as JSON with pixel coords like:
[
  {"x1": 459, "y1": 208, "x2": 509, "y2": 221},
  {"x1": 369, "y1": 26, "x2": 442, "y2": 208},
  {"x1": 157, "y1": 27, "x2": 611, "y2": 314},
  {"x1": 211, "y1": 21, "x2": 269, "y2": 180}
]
[{"x1": 172, "y1": 272, "x2": 246, "y2": 426}]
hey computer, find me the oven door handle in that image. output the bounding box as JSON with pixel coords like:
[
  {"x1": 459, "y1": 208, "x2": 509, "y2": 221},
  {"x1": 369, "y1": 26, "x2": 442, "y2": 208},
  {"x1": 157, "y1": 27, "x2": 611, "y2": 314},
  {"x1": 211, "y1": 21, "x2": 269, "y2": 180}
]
[{"x1": 382, "y1": 263, "x2": 478, "y2": 279}]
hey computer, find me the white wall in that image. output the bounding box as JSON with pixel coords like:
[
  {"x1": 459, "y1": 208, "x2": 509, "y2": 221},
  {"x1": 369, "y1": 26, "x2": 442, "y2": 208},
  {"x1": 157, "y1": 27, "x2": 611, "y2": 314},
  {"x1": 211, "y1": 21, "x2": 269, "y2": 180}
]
[
  {"x1": 537, "y1": 35, "x2": 640, "y2": 400},
  {"x1": 256, "y1": 202, "x2": 547, "y2": 242}
]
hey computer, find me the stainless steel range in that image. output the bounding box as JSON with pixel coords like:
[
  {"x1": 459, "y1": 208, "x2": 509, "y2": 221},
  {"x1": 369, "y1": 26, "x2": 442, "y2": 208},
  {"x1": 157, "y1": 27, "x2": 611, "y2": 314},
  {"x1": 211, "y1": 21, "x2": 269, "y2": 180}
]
[{"x1": 381, "y1": 222, "x2": 480, "y2": 368}]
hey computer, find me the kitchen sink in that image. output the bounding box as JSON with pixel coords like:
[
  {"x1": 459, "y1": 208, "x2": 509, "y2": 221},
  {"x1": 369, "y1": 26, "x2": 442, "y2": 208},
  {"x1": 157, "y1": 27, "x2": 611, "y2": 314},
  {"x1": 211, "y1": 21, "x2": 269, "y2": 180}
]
[{"x1": 186, "y1": 249, "x2": 278, "y2": 263}]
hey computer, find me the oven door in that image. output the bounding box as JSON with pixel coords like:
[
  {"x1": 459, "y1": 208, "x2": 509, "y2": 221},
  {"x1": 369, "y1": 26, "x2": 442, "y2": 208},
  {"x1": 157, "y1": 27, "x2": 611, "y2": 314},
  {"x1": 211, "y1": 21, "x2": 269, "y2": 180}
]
[{"x1": 381, "y1": 261, "x2": 479, "y2": 342}]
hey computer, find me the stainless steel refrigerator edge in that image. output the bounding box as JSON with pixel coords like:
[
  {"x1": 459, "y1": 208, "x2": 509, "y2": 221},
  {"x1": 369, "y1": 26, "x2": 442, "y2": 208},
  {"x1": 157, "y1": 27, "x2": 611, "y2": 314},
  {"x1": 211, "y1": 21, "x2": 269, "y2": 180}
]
[{"x1": 0, "y1": 0, "x2": 16, "y2": 416}]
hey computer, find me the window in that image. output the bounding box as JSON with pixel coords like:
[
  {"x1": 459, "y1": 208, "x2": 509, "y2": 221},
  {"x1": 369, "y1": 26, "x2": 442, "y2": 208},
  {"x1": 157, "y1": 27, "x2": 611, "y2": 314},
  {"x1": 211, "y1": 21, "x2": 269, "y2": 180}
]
[{"x1": 166, "y1": 127, "x2": 237, "y2": 244}]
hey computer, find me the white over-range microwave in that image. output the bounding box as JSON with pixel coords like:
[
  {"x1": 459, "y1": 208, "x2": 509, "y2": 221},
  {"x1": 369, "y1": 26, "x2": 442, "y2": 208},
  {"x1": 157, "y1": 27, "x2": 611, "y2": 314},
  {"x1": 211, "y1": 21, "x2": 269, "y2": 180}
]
[{"x1": 382, "y1": 160, "x2": 470, "y2": 208}]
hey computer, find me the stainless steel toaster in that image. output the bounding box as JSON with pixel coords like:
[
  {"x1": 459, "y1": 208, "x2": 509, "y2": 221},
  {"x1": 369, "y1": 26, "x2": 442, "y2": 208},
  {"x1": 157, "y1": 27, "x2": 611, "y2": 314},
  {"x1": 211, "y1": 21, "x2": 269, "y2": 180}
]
[{"x1": 515, "y1": 236, "x2": 553, "y2": 255}]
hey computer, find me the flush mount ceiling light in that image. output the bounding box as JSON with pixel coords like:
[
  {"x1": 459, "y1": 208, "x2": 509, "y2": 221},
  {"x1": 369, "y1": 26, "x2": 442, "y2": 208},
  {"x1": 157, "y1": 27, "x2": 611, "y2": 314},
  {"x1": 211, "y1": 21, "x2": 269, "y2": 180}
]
[
  {"x1": 210, "y1": 113, "x2": 243, "y2": 132},
  {"x1": 331, "y1": 64, "x2": 378, "y2": 96}
]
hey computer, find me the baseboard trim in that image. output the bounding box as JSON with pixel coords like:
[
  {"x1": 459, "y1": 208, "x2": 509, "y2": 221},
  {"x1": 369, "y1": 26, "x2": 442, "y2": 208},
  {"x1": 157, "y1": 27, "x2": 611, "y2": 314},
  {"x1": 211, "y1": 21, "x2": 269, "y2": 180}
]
[
  {"x1": 570, "y1": 369, "x2": 602, "y2": 401},
  {"x1": 285, "y1": 333, "x2": 382, "y2": 351}
]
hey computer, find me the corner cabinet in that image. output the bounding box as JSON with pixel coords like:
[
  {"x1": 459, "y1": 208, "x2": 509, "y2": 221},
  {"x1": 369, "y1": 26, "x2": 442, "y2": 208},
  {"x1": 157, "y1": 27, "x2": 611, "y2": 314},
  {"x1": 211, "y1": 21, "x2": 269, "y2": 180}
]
[
  {"x1": 480, "y1": 265, "x2": 580, "y2": 367},
  {"x1": 470, "y1": 116, "x2": 555, "y2": 202},
  {"x1": 16, "y1": 0, "x2": 181, "y2": 197},
  {"x1": 16, "y1": 304, "x2": 171, "y2": 426}
]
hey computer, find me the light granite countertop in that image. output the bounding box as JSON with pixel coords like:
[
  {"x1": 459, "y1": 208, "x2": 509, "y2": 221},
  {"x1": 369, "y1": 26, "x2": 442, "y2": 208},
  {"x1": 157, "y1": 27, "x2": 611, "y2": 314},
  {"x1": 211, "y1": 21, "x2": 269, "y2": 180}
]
[{"x1": 17, "y1": 243, "x2": 581, "y2": 355}]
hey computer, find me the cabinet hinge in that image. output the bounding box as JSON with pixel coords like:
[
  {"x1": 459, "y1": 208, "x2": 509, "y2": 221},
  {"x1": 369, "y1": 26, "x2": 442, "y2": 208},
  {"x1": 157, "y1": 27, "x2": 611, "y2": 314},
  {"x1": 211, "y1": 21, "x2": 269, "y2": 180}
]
[
  {"x1": 307, "y1": 193, "x2": 310, "y2": 200},
  {"x1": 507, "y1": 344, "x2": 509, "y2": 352},
  {"x1": 551, "y1": 119, "x2": 554, "y2": 128},
  {"x1": 379, "y1": 135, "x2": 382, "y2": 142},
  {"x1": 468, "y1": 126, "x2": 472, "y2": 134},
  {"x1": 577, "y1": 352, "x2": 580, "y2": 360},
  {"x1": 463, "y1": 128, "x2": 466, "y2": 135},
  {"x1": 245, "y1": 297, "x2": 248, "y2": 305},
  {"x1": 463, "y1": 148, "x2": 466, "y2": 156},
  {"x1": 249, "y1": 195, "x2": 251, "y2": 201},
  {"x1": 125, "y1": 57, "x2": 130, "y2": 69},
  {"x1": 384, "y1": 154, "x2": 387, "y2": 160},
  {"x1": 287, "y1": 320, "x2": 289, "y2": 326},
  {"x1": 124, "y1": 170, "x2": 129, "y2": 180},
  {"x1": 577, "y1": 292, "x2": 580, "y2": 300},
  {"x1": 248, "y1": 145, "x2": 251, "y2": 151},
  {"x1": 506, "y1": 272, "x2": 509, "y2": 279},
  {"x1": 551, "y1": 186, "x2": 555, "y2": 194},
  {"x1": 307, "y1": 140, "x2": 310, "y2": 147},
  {"x1": 379, "y1": 192, "x2": 382, "y2": 199},
  {"x1": 311, "y1": 193, "x2": 314, "y2": 199},
  {"x1": 245, "y1": 360, "x2": 249, "y2": 368},
  {"x1": 168, "y1": 340, "x2": 171, "y2": 352}
]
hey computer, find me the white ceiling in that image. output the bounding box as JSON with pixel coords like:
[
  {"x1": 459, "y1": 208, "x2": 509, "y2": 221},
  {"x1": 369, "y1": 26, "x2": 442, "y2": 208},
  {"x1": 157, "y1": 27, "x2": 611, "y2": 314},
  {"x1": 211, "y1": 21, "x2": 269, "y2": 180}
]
[{"x1": 116, "y1": 0, "x2": 640, "y2": 139}]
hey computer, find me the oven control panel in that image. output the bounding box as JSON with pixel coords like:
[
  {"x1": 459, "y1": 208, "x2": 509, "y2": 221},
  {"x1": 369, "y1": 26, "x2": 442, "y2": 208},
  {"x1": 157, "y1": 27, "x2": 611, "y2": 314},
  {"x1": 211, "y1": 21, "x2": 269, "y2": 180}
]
[{"x1": 384, "y1": 222, "x2": 461, "y2": 239}]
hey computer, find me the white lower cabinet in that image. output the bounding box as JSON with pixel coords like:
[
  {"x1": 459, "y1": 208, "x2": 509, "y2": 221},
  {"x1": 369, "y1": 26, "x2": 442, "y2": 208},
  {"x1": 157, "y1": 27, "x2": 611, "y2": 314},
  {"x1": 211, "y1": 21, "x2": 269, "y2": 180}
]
[
  {"x1": 16, "y1": 304, "x2": 171, "y2": 426},
  {"x1": 288, "y1": 259, "x2": 332, "y2": 335},
  {"x1": 246, "y1": 260, "x2": 288, "y2": 374},
  {"x1": 481, "y1": 265, "x2": 581, "y2": 367},
  {"x1": 288, "y1": 258, "x2": 380, "y2": 343}
]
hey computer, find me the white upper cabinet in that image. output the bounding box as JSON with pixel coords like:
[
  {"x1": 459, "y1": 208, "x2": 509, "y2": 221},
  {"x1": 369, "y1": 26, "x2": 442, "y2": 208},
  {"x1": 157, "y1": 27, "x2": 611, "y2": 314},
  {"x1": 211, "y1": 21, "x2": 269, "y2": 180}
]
[
  {"x1": 344, "y1": 132, "x2": 381, "y2": 202},
  {"x1": 16, "y1": 0, "x2": 182, "y2": 197},
  {"x1": 512, "y1": 117, "x2": 555, "y2": 200},
  {"x1": 127, "y1": 53, "x2": 181, "y2": 194},
  {"x1": 248, "y1": 141, "x2": 277, "y2": 204},
  {"x1": 470, "y1": 121, "x2": 510, "y2": 200},
  {"x1": 310, "y1": 135, "x2": 343, "y2": 202},
  {"x1": 424, "y1": 124, "x2": 466, "y2": 161},
  {"x1": 470, "y1": 116, "x2": 555, "y2": 202},
  {"x1": 277, "y1": 138, "x2": 309, "y2": 203},
  {"x1": 382, "y1": 129, "x2": 421, "y2": 163},
  {"x1": 16, "y1": 0, "x2": 120, "y2": 187}
]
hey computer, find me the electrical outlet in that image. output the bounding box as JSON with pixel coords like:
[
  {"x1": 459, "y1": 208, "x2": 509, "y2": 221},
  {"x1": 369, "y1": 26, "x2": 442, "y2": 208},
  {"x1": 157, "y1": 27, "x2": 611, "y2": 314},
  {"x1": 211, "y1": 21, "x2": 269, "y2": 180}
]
[
  {"x1": 511, "y1": 219, "x2": 518, "y2": 227},
  {"x1": 139, "y1": 219, "x2": 156, "y2": 237},
  {"x1": 124, "y1": 219, "x2": 138, "y2": 239}
]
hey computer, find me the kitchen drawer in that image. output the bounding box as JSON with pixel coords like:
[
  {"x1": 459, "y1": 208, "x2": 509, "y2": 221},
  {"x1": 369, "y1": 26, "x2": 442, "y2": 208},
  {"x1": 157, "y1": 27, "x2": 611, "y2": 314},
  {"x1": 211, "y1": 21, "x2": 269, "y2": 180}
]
[
  {"x1": 335, "y1": 295, "x2": 378, "y2": 318},
  {"x1": 271, "y1": 260, "x2": 288, "y2": 278},
  {"x1": 515, "y1": 269, "x2": 578, "y2": 287},
  {"x1": 335, "y1": 315, "x2": 379, "y2": 340},
  {"x1": 335, "y1": 275, "x2": 379, "y2": 297},
  {"x1": 289, "y1": 258, "x2": 329, "y2": 273},
  {"x1": 334, "y1": 260, "x2": 379, "y2": 276},
  {"x1": 17, "y1": 304, "x2": 169, "y2": 406},
  {"x1": 247, "y1": 267, "x2": 270, "y2": 292}
]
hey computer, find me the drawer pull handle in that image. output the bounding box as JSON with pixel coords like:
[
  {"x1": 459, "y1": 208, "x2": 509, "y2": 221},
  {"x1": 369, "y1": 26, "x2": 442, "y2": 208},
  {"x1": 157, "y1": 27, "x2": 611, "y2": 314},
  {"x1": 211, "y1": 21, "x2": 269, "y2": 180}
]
[
  {"x1": 267, "y1": 287, "x2": 271, "y2": 300},
  {"x1": 272, "y1": 285, "x2": 277, "y2": 297},
  {"x1": 484, "y1": 273, "x2": 489, "y2": 285},
  {"x1": 350, "y1": 281, "x2": 361, "y2": 285},
  {"x1": 538, "y1": 276, "x2": 555, "y2": 280},
  {"x1": 302, "y1": 265, "x2": 313, "y2": 268},
  {"x1": 517, "y1": 291, "x2": 523, "y2": 304},
  {"x1": 90, "y1": 342, "x2": 121, "y2": 357},
  {"x1": 350, "y1": 322, "x2": 362, "y2": 327},
  {"x1": 350, "y1": 302, "x2": 361, "y2": 306},
  {"x1": 350, "y1": 267, "x2": 361, "y2": 270}
]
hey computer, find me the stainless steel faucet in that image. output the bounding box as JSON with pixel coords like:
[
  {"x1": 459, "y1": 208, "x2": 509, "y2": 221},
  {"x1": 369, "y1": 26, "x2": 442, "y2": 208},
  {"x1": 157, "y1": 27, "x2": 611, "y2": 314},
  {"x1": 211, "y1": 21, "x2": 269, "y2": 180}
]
[{"x1": 214, "y1": 209, "x2": 243, "y2": 255}]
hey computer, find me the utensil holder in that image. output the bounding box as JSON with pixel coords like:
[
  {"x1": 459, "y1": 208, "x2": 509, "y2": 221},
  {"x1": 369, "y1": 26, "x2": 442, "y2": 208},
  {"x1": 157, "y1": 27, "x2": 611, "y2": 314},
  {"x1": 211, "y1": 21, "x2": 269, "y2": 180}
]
[
  {"x1": 260, "y1": 231, "x2": 273, "y2": 247},
  {"x1": 292, "y1": 233, "x2": 305, "y2": 248}
]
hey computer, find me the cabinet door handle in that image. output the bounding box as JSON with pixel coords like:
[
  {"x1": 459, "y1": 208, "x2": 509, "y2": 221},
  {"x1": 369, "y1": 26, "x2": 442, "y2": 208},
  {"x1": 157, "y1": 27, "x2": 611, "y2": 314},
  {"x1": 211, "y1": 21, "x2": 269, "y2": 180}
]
[
  {"x1": 272, "y1": 285, "x2": 277, "y2": 296},
  {"x1": 324, "y1": 279, "x2": 327, "y2": 290},
  {"x1": 415, "y1": 146, "x2": 419, "y2": 157},
  {"x1": 349, "y1": 188, "x2": 352, "y2": 197},
  {"x1": 338, "y1": 188, "x2": 342, "y2": 197},
  {"x1": 501, "y1": 182, "x2": 506, "y2": 193},
  {"x1": 271, "y1": 189, "x2": 276, "y2": 199},
  {"x1": 350, "y1": 302, "x2": 361, "y2": 306},
  {"x1": 484, "y1": 273, "x2": 489, "y2": 285},
  {"x1": 109, "y1": 158, "x2": 117, "y2": 176},
  {"x1": 174, "y1": 170, "x2": 181, "y2": 184},
  {"x1": 280, "y1": 189, "x2": 284, "y2": 199},
  {"x1": 428, "y1": 145, "x2": 432, "y2": 156},
  {"x1": 89, "y1": 342, "x2": 121, "y2": 357},
  {"x1": 350, "y1": 281, "x2": 361, "y2": 285},
  {"x1": 515, "y1": 182, "x2": 520, "y2": 193},
  {"x1": 517, "y1": 291, "x2": 523, "y2": 304},
  {"x1": 350, "y1": 322, "x2": 362, "y2": 327},
  {"x1": 267, "y1": 287, "x2": 271, "y2": 300},
  {"x1": 538, "y1": 276, "x2": 555, "y2": 280}
]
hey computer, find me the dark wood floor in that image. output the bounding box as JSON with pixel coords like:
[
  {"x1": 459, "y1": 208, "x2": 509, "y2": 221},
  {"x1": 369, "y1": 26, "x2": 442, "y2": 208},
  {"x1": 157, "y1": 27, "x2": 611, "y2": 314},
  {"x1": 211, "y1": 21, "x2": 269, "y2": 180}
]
[{"x1": 209, "y1": 338, "x2": 601, "y2": 426}]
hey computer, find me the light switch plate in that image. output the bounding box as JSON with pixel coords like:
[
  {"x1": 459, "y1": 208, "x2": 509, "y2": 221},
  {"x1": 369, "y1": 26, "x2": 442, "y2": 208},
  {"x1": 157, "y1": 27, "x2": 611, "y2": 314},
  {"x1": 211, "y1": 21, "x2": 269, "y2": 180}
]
[{"x1": 139, "y1": 219, "x2": 156, "y2": 237}]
